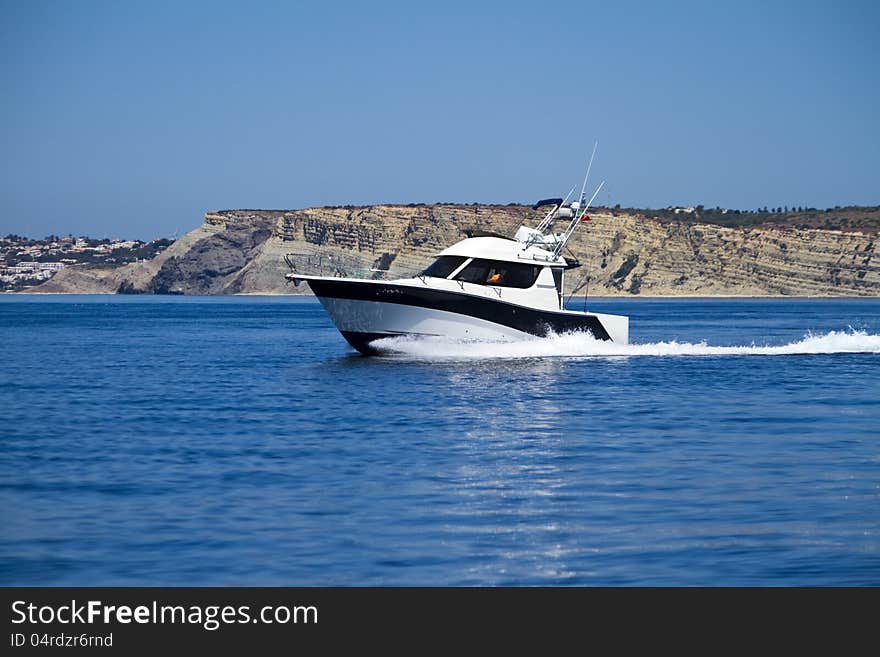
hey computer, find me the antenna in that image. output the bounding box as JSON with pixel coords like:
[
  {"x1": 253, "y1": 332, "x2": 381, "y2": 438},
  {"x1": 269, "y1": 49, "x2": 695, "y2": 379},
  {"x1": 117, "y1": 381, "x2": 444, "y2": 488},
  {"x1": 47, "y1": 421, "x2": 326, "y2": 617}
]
[
  {"x1": 578, "y1": 141, "x2": 598, "y2": 204},
  {"x1": 582, "y1": 250, "x2": 593, "y2": 312}
]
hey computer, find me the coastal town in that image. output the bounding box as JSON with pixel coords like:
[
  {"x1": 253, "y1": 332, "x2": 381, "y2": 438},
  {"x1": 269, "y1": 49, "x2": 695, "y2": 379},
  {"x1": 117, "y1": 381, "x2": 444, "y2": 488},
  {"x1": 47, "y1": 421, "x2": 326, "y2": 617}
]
[{"x1": 0, "y1": 234, "x2": 173, "y2": 292}]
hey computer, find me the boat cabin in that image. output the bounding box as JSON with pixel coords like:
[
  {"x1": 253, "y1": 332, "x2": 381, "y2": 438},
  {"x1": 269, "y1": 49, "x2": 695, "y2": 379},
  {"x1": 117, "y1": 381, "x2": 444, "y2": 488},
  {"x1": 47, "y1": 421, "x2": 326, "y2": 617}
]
[{"x1": 415, "y1": 236, "x2": 574, "y2": 311}]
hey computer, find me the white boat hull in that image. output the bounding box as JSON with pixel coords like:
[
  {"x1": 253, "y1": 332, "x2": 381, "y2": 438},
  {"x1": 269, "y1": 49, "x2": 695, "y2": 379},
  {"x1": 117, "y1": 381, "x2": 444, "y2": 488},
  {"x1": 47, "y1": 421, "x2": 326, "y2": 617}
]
[{"x1": 298, "y1": 276, "x2": 628, "y2": 354}]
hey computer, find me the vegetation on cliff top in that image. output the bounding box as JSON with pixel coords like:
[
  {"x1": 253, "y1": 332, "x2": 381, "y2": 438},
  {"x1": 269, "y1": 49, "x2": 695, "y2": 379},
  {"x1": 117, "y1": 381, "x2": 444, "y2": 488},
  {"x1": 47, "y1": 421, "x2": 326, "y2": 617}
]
[
  {"x1": 216, "y1": 205, "x2": 880, "y2": 234},
  {"x1": 620, "y1": 205, "x2": 880, "y2": 233}
]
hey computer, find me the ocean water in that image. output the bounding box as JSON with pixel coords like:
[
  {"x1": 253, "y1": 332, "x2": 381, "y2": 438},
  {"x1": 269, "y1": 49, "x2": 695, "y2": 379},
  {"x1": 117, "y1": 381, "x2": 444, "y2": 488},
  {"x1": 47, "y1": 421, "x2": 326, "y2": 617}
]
[{"x1": 1, "y1": 295, "x2": 878, "y2": 586}]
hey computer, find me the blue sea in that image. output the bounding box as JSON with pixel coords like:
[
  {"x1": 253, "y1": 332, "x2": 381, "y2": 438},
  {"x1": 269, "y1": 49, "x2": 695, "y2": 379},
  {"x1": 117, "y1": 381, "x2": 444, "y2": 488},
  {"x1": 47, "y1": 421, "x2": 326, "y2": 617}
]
[{"x1": 1, "y1": 296, "x2": 878, "y2": 586}]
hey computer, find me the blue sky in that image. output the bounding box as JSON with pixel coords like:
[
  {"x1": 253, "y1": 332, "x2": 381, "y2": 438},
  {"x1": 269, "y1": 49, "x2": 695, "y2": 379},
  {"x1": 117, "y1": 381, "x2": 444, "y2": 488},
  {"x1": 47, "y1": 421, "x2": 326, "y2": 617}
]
[{"x1": 1, "y1": 0, "x2": 878, "y2": 239}]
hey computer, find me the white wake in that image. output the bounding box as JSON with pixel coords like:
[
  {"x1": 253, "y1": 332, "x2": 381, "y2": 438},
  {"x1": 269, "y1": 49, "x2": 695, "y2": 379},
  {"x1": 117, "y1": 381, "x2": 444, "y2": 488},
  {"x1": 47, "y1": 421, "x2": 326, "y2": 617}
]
[{"x1": 371, "y1": 329, "x2": 880, "y2": 360}]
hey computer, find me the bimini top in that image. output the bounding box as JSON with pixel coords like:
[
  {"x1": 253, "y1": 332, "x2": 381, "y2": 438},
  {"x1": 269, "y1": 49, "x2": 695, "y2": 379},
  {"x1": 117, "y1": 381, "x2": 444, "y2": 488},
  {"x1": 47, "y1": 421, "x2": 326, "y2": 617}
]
[{"x1": 435, "y1": 236, "x2": 565, "y2": 266}]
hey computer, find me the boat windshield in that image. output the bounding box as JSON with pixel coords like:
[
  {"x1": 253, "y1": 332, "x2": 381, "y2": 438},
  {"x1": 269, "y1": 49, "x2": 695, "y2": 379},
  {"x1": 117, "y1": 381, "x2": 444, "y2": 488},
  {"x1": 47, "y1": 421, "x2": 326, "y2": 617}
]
[
  {"x1": 419, "y1": 256, "x2": 467, "y2": 279},
  {"x1": 454, "y1": 259, "x2": 541, "y2": 289}
]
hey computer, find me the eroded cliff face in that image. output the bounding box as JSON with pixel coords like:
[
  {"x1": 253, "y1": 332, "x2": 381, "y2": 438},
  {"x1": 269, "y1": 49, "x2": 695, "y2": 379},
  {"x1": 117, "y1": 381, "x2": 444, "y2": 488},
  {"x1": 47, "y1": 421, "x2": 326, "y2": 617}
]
[
  {"x1": 31, "y1": 205, "x2": 878, "y2": 296},
  {"x1": 564, "y1": 214, "x2": 877, "y2": 296},
  {"x1": 147, "y1": 214, "x2": 275, "y2": 294}
]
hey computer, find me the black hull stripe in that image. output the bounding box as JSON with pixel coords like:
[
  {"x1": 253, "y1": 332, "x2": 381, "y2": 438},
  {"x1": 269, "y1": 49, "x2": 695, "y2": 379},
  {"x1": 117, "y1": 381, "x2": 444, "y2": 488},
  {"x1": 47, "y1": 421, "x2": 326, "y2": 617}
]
[{"x1": 307, "y1": 279, "x2": 612, "y2": 341}]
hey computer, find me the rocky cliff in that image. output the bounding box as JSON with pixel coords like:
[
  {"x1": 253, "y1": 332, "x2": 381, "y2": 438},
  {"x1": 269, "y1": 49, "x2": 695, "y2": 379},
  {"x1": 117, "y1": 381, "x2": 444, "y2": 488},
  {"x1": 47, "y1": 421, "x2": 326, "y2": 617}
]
[{"x1": 31, "y1": 205, "x2": 879, "y2": 296}]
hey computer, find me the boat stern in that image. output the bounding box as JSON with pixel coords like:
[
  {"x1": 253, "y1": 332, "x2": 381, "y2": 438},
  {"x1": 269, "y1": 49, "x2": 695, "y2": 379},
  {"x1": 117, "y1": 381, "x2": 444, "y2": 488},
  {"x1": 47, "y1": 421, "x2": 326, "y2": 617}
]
[{"x1": 593, "y1": 312, "x2": 629, "y2": 344}]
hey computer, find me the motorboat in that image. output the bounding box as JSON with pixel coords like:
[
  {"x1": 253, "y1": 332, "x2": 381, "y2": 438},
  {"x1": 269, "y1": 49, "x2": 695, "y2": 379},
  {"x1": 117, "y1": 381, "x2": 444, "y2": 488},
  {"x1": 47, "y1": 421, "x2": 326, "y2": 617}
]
[{"x1": 285, "y1": 169, "x2": 629, "y2": 355}]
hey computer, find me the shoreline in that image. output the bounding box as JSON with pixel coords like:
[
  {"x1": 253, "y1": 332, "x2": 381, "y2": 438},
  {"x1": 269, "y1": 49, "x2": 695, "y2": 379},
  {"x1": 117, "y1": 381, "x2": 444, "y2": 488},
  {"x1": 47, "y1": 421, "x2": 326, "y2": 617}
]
[{"x1": 5, "y1": 291, "x2": 878, "y2": 300}]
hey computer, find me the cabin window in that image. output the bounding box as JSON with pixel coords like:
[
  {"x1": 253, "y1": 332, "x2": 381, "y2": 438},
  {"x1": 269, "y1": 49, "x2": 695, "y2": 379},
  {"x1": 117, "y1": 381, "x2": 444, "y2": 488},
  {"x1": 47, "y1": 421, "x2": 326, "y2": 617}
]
[
  {"x1": 453, "y1": 258, "x2": 541, "y2": 289},
  {"x1": 420, "y1": 256, "x2": 467, "y2": 279},
  {"x1": 552, "y1": 268, "x2": 563, "y2": 293}
]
